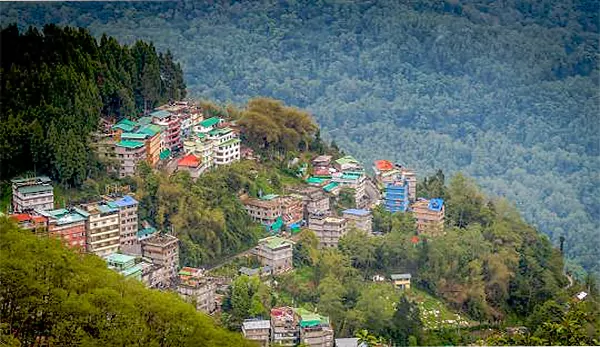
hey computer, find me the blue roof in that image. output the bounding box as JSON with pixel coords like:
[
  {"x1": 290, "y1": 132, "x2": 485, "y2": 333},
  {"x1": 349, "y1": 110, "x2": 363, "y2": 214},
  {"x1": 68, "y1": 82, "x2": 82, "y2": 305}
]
[
  {"x1": 113, "y1": 195, "x2": 138, "y2": 207},
  {"x1": 343, "y1": 209, "x2": 371, "y2": 216},
  {"x1": 150, "y1": 110, "x2": 171, "y2": 119},
  {"x1": 428, "y1": 198, "x2": 444, "y2": 211}
]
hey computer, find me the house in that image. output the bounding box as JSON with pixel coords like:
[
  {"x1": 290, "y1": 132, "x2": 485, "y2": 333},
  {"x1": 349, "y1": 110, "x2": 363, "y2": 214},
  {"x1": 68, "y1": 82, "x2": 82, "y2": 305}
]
[
  {"x1": 151, "y1": 110, "x2": 182, "y2": 152},
  {"x1": 575, "y1": 291, "x2": 588, "y2": 301},
  {"x1": 271, "y1": 307, "x2": 300, "y2": 346},
  {"x1": 384, "y1": 179, "x2": 409, "y2": 213},
  {"x1": 241, "y1": 194, "x2": 282, "y2": 228},
  {"x1": 401, "y1": 168, "x2": 417, "y2": 202},
  {"x1": 412, "y1": 198, "x2": 445, "y2": 236},
  {"x1": 342, "y1": 209, "x2": 372, "y2": 234},
  {"x1": 295, "y1": 308, "x2": 334, "y2": 347},
  {"x1": 104, "y1": 253, "x2": 143, "y2": 281},
  {"x1": 308, "y1": 213, "x2": 347, "y2": 248},
  {"x1": 333, "y1": 155, "x2": 363, "y2": 172},
  {"x1": 39, "y1": 208, "x2": 89, "y2": 251},
  {"x1": 208, "y1": 127, "x2": 241, "y2": 166},
  {"x1": 141, "y1": 233, "x2": 180, "y2": 286},
  {"x1": 242, "y1": 319, "x2": 271, "y2": 346},
  {"x1": 9, "y1": 213, "x2": 48, "y2": 234},
  {"x1": 177, "y1": 267, "x2": 217, "y2": 314},
  {"x1": 177, "y1": 154, "x2": 204, "y2": 179},
  {"x1": 82, "y1": 202, "x2": 121, "y2": 256},
  {"x1": 373, "y1": 160, "x2": 401, "y2": 185},
  {"x1": 195, "y1": 116, "x2": 223, "y2": 133},
  {"x1": 11, "y1": 176, "x2": 54, "y2": 213},
  {"x1": 140, "y1": 261, "x2": 168, "y2": 289},
  {"x1": 391, "y1": 273, "x2": 411, "y2": 290},
  {"x1": 289, "y1": 186, "x2": 331, "y2": 223},
  {"x1": 253, "y1": 236, "x2": 294, "y2": 275},
  {"x1": 184, "y1": 133, "x2": 215, "y2": 171},
  {"x1": 312, "y1": 155, "x2": 332, "y2": 168},
  {"x1": 115, "y1": 140, "x2": 147, "y2": 178},
  {"x1": 239, "y1": 267, "x2": 261, "y2": 277},
  {"x1": 106, "y1": 195, "x2": 139, "y2": 247}
]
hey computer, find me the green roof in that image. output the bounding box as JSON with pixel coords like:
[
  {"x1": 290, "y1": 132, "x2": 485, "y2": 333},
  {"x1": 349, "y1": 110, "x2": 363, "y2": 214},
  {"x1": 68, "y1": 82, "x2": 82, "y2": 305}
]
[
  {"x1": 261, "y1": 194, "x2": 279, "y2": 201},
  {"x1": 294, "y1": 308, "x2": 329, "y2": 328},
  {"x1": 120, "y1": 132, "x2": 147, "y2": 140},
  {"x1": 306, "y1": 177, "x2": 324, "y2": 184},
  {"x1": 335, "y1": 155, "x2": 359, "y2": 165},
  {"x1": 105, "y1": 253, "x2": 137, "y2": 265},
  {"x1": 11, "y1": 176, "x2": 51, "y2": 184},
  {"x1": 159, "y1": 149, "x2": 171, "y2": 160},
  {"x1": 209, "y1": 127, "x2": 232, "y2": 136},
  {"x1": 97, "y1": 204, "x2": 118, "y2": 214},
  {"x1": 136, "y1": 124, "x2": 162, "y2": 137},
  {"x1": 112, "y1": 119, "x2": 138, "y2": 132},
  {"x1": 137, "y1": 116, "x2": 153, "y2": 126},
  {"x1": 137, "y1": 226, "x2": 157, "y2": 239},
  {"x1": 120, "y1": 263, "x2": 143, "y2": 278},
  {"x1": 150, "y1": 110, "x2": 171, "y2": 119},
  {"x1": 218, "y1": 138, "x2": 241, "y2": 147},
  {"x1": 199, "y1": 117, "x2": 222, "y2": 128},
  {"x1": 17, "y1": 184, "x2": 53, "y2": 194},
  {"x1": 116, "y1": 140, "x2": 145, "y2": 149},
  {"x1": 263, "y1": 236, "x2": 292, "y2": 250},
  {"x1": 323, "y1": 182, "x2": 340, "y2": 192}
]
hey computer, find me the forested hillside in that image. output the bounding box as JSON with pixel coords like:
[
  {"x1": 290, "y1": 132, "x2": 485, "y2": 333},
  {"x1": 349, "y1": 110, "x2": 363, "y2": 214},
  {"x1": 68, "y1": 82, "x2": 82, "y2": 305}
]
[
  {"x1": 1, "y1": 0, "x2": 598, "y2": 277},
  {"x1": 0, "y1": 218, "x2": 254, "y2": 346}
]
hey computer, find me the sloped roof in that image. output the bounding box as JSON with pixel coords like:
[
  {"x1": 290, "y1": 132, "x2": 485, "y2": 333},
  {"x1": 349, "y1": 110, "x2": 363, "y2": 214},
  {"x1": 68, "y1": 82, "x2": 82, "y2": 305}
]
[
  {"x1": 342, "y1": 209, "x2": 371, "y2": 216},
  {"x1": 116, "y1": 140, "x2": 145, "y2": 149},
  {"x1": 150, "y1": 110, "x2": 171, "y2": 119},
  {"x1": 112, "y1": 195, "x2": 138, "y2": 207},
  {"x1": 391, "y1": 273, "x2": 412, "y2": 280},
  {"x1": 374, "y1": 160, "x2": 394, "y2": 171},
  {"x1": 178, "y1": 154, "x2": 201, "y2": 168},
  {"x1": 199, "y1": 117, "x2": 222, "y2": 128}
]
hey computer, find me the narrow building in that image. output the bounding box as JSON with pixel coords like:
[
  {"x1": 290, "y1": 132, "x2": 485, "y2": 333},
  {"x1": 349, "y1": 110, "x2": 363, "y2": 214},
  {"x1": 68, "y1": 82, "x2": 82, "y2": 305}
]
[
  {"x1": 271, "y1": 307, "x2": 300, "y2": 346},
  {"x1": 107, "y1": 195, "x2": 139, "y2": 247},
  {"x1": 115, "y1": 140, "x2": 147, "y2": 178},
  {"x1": 141, "y1": 233, "x2": 180, "y2": 286},
  {"x1": 308, "y1": 213, "x2": 347, "y2": 248},
  {"x1": 82, "y1": 202, "x2": 121, "y2": 256},
  {"x1": 242, "y1": 319, "x2": 271, "y2": 347},
  {"x1": 391, "y1": 273, "x2": 411, "y2": 290},
  {"x1": 296, "y1": 308, "x2": 334, "y2": 347},
  {"x1": 11, "y1": 176, "x2": 54, "y2": 213},
  {"x1": 384, "y1": 179, "x2": 409, "y2": 213},
  {"x1": 9, "y1": 213, "x2": 48, "y2": 234},
  {"x1": 176, "y1": 267, "x2": 217, "y2": 314},
  {"x1": 151, "y1": 110, "x2": 182, "y2": 152},
  {"x1": 342, "y1": 209, "x2": 373, "y2": 234},
  {"x1": 39, "y1": 208, "x2": 89, "y2": 251},
  {"x1": 253, "y1": 236, "x2": 294, "y2": 275},
  {"x1": 208, "y1": 127, "x2": 241, "y2": 166},
  {"x1": 412, "y1": 198, "x2": 445, "y2": 236}
]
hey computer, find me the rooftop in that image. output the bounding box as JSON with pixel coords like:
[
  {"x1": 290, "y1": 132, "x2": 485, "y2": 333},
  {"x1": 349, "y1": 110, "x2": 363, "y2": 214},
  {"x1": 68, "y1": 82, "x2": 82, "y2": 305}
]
[
  {"x1": 111, "y1": 195, "x2": 138, "y2": 208},
  {"x1": 259, "y1": 236, "x2": 294, "y2": 250},
  {"x1": 137, "y1": 225, "x2": 158, "y2": 239},
  {"x1": 11, "y1": 176, "x2": 52, "y2": 185},
  {"x1": 199, "y1": 116, "x2": 222, "y2": 128},
  {"x1": 112, "y1": 119, "x2": 138, "y2": 132},
  {"x1": 136, "y1": 124, "x2": 162, "y2": 137},
  {"x1": 178, "y1": 154, "x2": 201, "y2": 168},
  {"x1": 294, "y1": 307, "x2": 330, "y2": 328},
  {"x1": 335, "y1": 155, "x2": 360, "y2": 165},
  {"x1": 342, "y1": 209, "x2": 371, "y2": 217},
  {"x1": 116, "y1": 140, "x2": 145, "y2": 149},
  {"x1": 208, "y1": 127, "x2": 233, "y2": 136},
  {"x1": 142, "y1": 233, "x2": 178, "y2": 247},
  {"x1": 428, "y1": 198, "x2": 444, "y2": 212},
  {"x1": 137, "y1": 116, "x2": 153, "y2": 126},
  {"x1": 374, "y1": 159, "x2": 394, "y2": 171},
  {"x1": 150, "y1": 110, "x2": 171, "y2": 119},
  {"x1": 390, "y1": 273, "x2": 412, "y2": 280},
  {"x1": 218, "y1": 138, "x2": 241, "y2": 147},
  {"x1": 159, "y1": 149, "x2": 171, "y2": 160},
  {"x1": 323, "y1": 182, "x2": 339, "y2": 192},
  {"x1": 260, "y1": 194, "x2": 279, "y2": 201},
  {"x1": 105, "y1": 253, "x2": 137, "y2": 265},
  {"x1": 306, "y1": 177, "x2": 325, "y2": 185},
  {"x1": 312, "y1": 155, "x2": 332, "y2": 163},
  {"x1": 242, "y1": 319, "x2": 271, "y2": 330},
  {"x1": 10, "y1": 213, "x2": 47, "y2": 224},
  {"x1": 16, "y1": 184, "x2": 53, "y2": 194},
  {"x1": 40, "y1": 207, "x2": 89, "y2": 225},
  {"x1": 84, "y1": 203, "x2": 119, "y2": 215},
  {"x1": 120, "y1": 132, "x2": 147, "y2": 140}
]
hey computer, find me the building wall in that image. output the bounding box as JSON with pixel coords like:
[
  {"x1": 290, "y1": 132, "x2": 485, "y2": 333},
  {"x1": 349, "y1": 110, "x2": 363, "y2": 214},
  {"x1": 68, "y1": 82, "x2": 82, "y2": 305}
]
[
  {"x1": 146, "y1": 133, "x2": 161, "y2": 166},
  {"x1": 86, "y1": 211, "x2": 120, "y2": 256},
  {"x1": 48, "y1": 221, "x2": 86, "y2": 251},
  {"x1": 115, "y1": 145, "x2": 147, "y2": 178},
  {"x1": 309, "y1": 216, "x2": 347, "y2": 248},
  {"x1": 119, "y1": 204, "x2": 138, "y2": 247},
  {"x1": 142, "y1": 236, "x2": 180, "y2": 284},
  {"x1": 342, "y1": 213, "x2": 373, "y2": 234},
  {"x1": 413, "y1": 201, "x2": 444, "y2": 236},
  {"x1": 12, "y1": 188, "x2": 54, "y2": 213},
  {"x1": 255, "y1": 244, "x2": 293, "y2": 274}
]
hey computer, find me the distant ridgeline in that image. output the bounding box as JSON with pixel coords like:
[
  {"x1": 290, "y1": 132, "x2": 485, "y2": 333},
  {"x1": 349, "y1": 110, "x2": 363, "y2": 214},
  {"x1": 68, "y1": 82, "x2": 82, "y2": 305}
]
[{"x1": 0, "y1": 24, "x2": 186, "y2": 185}]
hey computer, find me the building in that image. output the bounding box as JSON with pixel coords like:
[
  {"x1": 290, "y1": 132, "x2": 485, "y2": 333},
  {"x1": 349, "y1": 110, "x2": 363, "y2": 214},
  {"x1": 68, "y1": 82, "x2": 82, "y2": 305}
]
[
  {"x1": 82, "y1": 202, "x2": 121, "y2": 256},
  {"x1": 308, "y1": 213, "x2": 347, "y2": 248},
  {"x1": 177, "y1": 267, "x2": 217, "y2": 313},
  {"x1": 136, "y1": 124, "x2": 163, "y2": 166},
  {"x1": 177, "y1": 154, "x2": 204, "y2": 179},
  {"x1": 412, "y1": 198, "x2": 445, "y2": 236},
  {"x1": 335, "y1": 338, "x2": 365, "y2": 347},
  {"x1": 331, "y1": 171, "x2": 367, "y2": 206},
  {"x1": 384, "y1": 179, "x2": 409, "y2": 213},
  {"x1": 9, "y1": 213, "x2": 48, "y2": 234},
  {"x1": 151, "y1": 110, "x2": 182, "y2": 152},
  {"x1": 92, "y1": 132, "x2": 119, "y2": 173},
  {"x1": 183, "y1": 133, "x2": 214, "y2": 171},
  {"x1": 115, "y1": 140, "x2": 147, "y2": 178},
  {"x1": 242, "y1": 319, "x2": 271, "y2": 346},
  {"x1": 333, "y1": 155, "x2": 363, "y2": 172},
  {"x1": 296, "y1": 308, "x2": 334, "y2": 347},
  {"x1": 342, "y1": 209, "x2": 372, "y2": 234},
  {"x1": 279, "y1": 194, "x2": 304, "y2": 227},
  {"x1": 289, "y1": 186, "x2": 330, "y2": 223},
  {"x1": 11, "y1": 176, "x2": 54, "y2": 213},
  {"x1": 373, "y1": 160, "x2": 400, "y2": 185},
  {"x1": 401, "y1": 167, "x2": 417, "y2": 202},
  {"x1": 107, "y1": 195, "x2": 139, "y2": 247},
  {"x1": 195, "y1": 116, "x2": 223, "y2": 133},
  {"x1": 241, "y1": 194, "x2": 282, "y2": 227},
  {"x1": 253, "y1": 236, "x2": 294, "y2": 275},
  {"x1": 208, "y1": 127, "x2": 240, "y2": 166},
  {"x1": 391, "y1": 273, "x2": 411, "y2": 290},
  {"x1": 271, "y1": 307, "x2": 300, "y2": 346},
  {"x1": 105, "y1": 253, "x2": 143, "y2": 281},
  {"x1": 140, "y1": 262, "x2": 168, "y2": 289},
  {"x1": 141, "y1": 233, "x2": 180, "y2": 285},
  {"x1": 39, "y1": 208, "x2": 89, "y2": 251}
]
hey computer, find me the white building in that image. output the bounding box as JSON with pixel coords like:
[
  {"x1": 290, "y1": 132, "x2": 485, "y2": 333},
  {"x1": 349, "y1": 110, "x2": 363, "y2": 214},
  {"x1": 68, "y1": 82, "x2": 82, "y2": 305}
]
[
  {"x1": 82, "y1": 202, "x2": 121, "y2": 257},
  {"x1": 11, "y1": 176, "x2": 54, "y2": 213},
  {"x1": 208, "y1": 127, "x2": 240, "y2": 166}
]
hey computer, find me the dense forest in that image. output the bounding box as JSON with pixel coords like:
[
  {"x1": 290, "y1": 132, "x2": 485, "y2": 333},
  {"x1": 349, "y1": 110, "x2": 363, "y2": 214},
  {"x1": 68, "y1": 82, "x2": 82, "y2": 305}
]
[
  {"x1": 2, "y1": 0, "x2": 597, "y2": 277},
  {"x1": 0, "y1": 25, "x2": 186, "y2": 186},
  {"x1": 0, "y1": 218, "x2": 254, "y2": 346}
]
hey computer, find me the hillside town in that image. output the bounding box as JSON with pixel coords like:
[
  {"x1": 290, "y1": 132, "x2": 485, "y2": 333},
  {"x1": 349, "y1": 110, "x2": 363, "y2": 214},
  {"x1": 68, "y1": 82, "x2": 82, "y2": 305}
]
[{"x1": 6, "y1": 101, "x2": 447, "y2": 347}]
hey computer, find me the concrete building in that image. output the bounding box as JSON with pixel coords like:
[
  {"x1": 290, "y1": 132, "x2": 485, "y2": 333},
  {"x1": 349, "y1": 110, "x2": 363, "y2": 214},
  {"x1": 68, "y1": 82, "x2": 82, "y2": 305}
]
[
  {"x1": 242, "y1": 319, "x2": 271, "y2": 346},
  {"x1": 298, "y1": 187, "x2": 330, "y2": 222},
  {"x1": 308, "y1": 213, "x2": 348, "y2": 248},
  {"x1": 296, "y1": 308, "x2": 334, "y2": 347},
  {"x1": 241, "y1": 194, "x2": 282, "y2": 227},
  {"x1": 401, "y1": 167, "x2": 417, "y2": 202},
  {"x1": 253, "y1": 236, "x2": 294, "y2": 275},
  {"x1": 384, "y1": 179, "x2": 409, "y2": 213},
  {"x1": 9, "y1": 213, "x2": 48, "y2": 234},
  {"x1": 194, "y1": 116, "x2": 223, "y2": 133},
  {"x1": 177, "y1": 267, "x2": 217, "y2": 314},
  {"x1": 107, "y1": 195, "x2": 139, "y2": 247},
  {"x1": 412, "y1": 198, "x2": 445, "y2": 236},
  {"x1": 331, "y1": 171, "x2": 367, "y2": 206},
  {"x1": 11, "y1": 176, "x2": 54, "y2": 213},
  {"x1": 141, "y1": 233, "x2": 180, "y2": 285},
  {"x1": 391, "y1": 273, "x2": 411, "y2": 290},
  {"x1": 271, "y1": 307, "x2": 300, "y2": 346},
  {"x1": 140, "y1": 262, "x2": 168, "y2": 289},
  {"x1": 279, "y1": 194, "x2": 304, "y2": 226},
  {"x1": 105, "y1": 253, "x2": 143, "y2": 281},
  {"x1": 177, "y1": 154, "x2": 204, "y2": 179},
  {"x1": 208, "y1": 127, "x2": 240, "y2": 166},
  {"x1": 136, "y1": 124, "x2": 163, "y2": 166},
  {"x1": 82, "y1": 202, "x2": 121, "y2": 256},
  {"x1": 333, "y1": 155, "x2": 363, "y2": 172},
  {"x1": 115, "y1": 140, "x2": 147, "y2": 178},
  {"x1": 342, "y1": 209, "x2": 372, "y2": 234},
  {"x1": 151, "y1": 110, "x2": 182, "y2": 152},
  {"x1": 183, "y1": 133, "x2": 214, "y2": 171},
  {"x1": 39, "y1": 208, "x2": 89, "y2": 251}
]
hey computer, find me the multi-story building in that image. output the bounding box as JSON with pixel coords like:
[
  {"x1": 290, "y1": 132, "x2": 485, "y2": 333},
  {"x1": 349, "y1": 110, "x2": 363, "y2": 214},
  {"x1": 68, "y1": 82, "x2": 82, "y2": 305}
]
[
  {"x1": 342, "y1": 209, "x2": 372, "y2": 234},
  {"x1": 105, "y1": 253, "x2": 144, "y2": 281},
  {"x1": 296, "y1": 308, "x2": 334, "y2": 347},
  {"x1": 82, "y1": 202, "x2": 121, "y2": 256},
  {"x1": 333, "y1": 155, "x2": 363, "y2": 172},
  {"x1": 141, "y1": 233, "x2": 180, "y2": 285},
  {"x1": 11, "y1": 176, "x2": 54, "y2": 213},
  {"x1": 253, "y1": 236, "x2": 294, "y2": 275},
  {"x1": 140, "y1": 262, "x2": 167, "y2": 289},
  {"x1": 177, "y1": 154, "x2": 204, "y2": 179},
  {"x1": 40, "y1": 208, "x2": 89, "y2": 251},
  {"x1": 241, "y1": 194, "x2": 282, "y2": 227},
  {"x1": 9, "y1": 213, "x2": 48, "y2": 234},
  {"x1": 115, "y1": 140, "x2": 147, "y2": 178},
  {"x1": 279, "y1": 194, "x2": 304, "y2": 227},
  {"x1": 136, "y1": 124, "x2": 163, "y2": 166},
  {"x1": 92, "y1": 132, "x2": 119, "y2": 173},
  {"x1": 373, "y1": 159, "x2": 400, "y2": 185},
  {"x1": 195, "y1": 116, "x2": 223, "y2": 133},
  {"x1": 176, "y1": 267, "x2": 217, "y2": 313},
  {"x1": 401, "y1": 167, "x2": 417, "y2": 202},
  {"x1": 289, "y1": 186, "x2": 330, "y2": 223},
  {"x1": 107, "y1": 195, "x2": 138, "y2": 247},
  {"x1": 331, "y1": 172, "x2": 367, "y2": 206},
  {"x1": 308, "y1": 213, "x2": 347, "y2": 248},
  {"x1": 242, "y1": 319, "x2": 271, "y2": 346},
  {"x1": 184, "y1": 133, "x2": 215, "y2": 171},
  {"x1": 271, "y1": 307, "x2": 300, "y2": 346},
  {"x1": 151, "y1": 110, "x2": 182, "y2": 152},
  {"x1": 209, "y1": 127, "x2": 241, "y2": 166},
  {"x1": 412, "y1": 198, "x2": 445, "y2": 236},
  {"x1": 384, "y1": 179, "x2": 409, "y2": 213}
]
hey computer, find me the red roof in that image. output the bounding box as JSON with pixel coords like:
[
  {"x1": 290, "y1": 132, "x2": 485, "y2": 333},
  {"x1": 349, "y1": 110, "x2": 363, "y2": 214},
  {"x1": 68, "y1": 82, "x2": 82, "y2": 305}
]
[
  {"x1": 10, "y1": 214, "x2": 31, "y2": 222},
  {"x1": 178, "y1": 154, "x2": 200, "y2": 168},
  {"x1": 375, "y1": 160, "x2": 394, "y2": 171},
  {"x1": 411, "y1": 236, "x2": 420, "y2": 244}
]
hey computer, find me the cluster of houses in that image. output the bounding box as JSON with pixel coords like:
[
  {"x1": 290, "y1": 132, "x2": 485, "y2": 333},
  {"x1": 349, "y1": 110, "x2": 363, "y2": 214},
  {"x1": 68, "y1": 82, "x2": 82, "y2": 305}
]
[
  {"x1": 93, "y1": 101, "x2": 245, "y2": 179},
  {"x1": 242, "y1": 307, "x2": 334, "y2": 347}
]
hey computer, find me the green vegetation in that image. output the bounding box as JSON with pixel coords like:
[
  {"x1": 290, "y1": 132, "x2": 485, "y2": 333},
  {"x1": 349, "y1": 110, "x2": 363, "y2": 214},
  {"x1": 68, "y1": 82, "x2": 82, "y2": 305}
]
[
  {"x1": 0, "y1": 217, "x2": 253, "y2": 346},
  {"x1": 4, "y1": 0, "x2": 596, "y2": 277},
  {"x1": 0, "y1": 24, "x2": 185, "y2": 185}
]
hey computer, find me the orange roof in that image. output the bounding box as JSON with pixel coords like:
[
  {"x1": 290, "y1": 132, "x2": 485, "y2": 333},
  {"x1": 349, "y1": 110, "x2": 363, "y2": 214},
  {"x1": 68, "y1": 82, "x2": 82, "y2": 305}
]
[
  {"x1": 10, "y1": 214, "x2": 31, "y2": 222},
  {"x1": 375, "y1": 160, "x2": 394, "y2": 171},
  {"x1": 178, "y1": 154, "x2": 200, "y2": 168}
]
